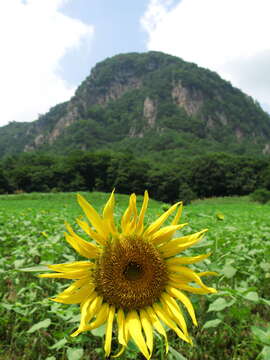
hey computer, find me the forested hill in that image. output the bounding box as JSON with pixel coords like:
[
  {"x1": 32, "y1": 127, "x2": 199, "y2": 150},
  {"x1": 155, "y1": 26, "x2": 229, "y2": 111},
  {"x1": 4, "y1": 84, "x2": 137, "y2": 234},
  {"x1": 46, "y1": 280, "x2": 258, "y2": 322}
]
[{"x1": 1, "y1": 51, "x2": 270, "y2": 159}]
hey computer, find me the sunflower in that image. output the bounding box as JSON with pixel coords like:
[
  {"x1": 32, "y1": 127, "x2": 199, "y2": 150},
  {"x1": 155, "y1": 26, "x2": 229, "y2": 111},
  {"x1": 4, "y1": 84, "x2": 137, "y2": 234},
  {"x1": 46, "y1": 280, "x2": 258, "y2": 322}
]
[{"x1": 39, "y1": 191, "x2": 217, "y2": 359}]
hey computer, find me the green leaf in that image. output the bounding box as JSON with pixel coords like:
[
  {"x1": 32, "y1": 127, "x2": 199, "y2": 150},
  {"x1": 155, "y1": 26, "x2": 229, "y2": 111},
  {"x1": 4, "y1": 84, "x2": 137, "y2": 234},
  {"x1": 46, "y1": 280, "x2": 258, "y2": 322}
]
[
  {"x1": 207, "y1": 298, "x2": 230, "y2": 312},
  {"x1": 14, "y1": 259, "x2": 25, "y2": 269},
  {"x1": 202, "y1": 319, "x2": 222, "y2": 329},
  {"x1": 91, "y1": 323, "x2": 106, "y2": 337},
  {"x1": 49, "y1": 338, "x2": 67, "y2": 350},
  {"x1": 68, "y1": 314, "x2": 81, "y2": 323},
  {"x1": 222, "y1": 264, "x2": 237, "y2": 278},
  {"x1": 27, "y1": 318, "x2": 51, "y2": 333},
  {"x1": 66, "y1": 347, "x2": 84, "y2": 360},
  {"x1": 168, "y1": 346, "x2": 188, "y2": 359},
  {"x1": 251, "y1": 327, "x2": 270, "y2": 346},
  {"x1": 19, "y1": 265, "x2": 49, "y2": 272},
  {"x1": 260, "y1": 346, "x2": 270, "y2": 360},
  {"x1": 261, "y1": 298, "x2": 270, "y2": 306},
  {"x1": 260, "y1": 262, "x2": 270, "y2": 272},
  {"x1": 45, "y1": 357, "x2": 56, "y2": 360},
  {"x1": 244, "y1": 291, "x2": 259, "y2": 302}
]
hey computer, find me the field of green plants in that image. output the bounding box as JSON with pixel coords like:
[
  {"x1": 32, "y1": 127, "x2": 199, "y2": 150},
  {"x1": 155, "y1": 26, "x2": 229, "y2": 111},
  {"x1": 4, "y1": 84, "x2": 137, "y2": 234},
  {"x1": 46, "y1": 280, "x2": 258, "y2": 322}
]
[{"x1": 0, "y1": 192, "x2": 269, "y2": 360}]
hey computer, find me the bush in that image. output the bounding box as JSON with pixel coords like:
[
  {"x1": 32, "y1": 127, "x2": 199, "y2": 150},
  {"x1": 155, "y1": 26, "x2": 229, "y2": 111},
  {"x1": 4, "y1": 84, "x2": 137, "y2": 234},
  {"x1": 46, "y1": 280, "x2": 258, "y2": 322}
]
[
  {"x1": 178, "y1": 183, "x2": 197, "y2": 205},
  {"x1": 250, "y1": 188, "x2": 270, "y2": 204}
]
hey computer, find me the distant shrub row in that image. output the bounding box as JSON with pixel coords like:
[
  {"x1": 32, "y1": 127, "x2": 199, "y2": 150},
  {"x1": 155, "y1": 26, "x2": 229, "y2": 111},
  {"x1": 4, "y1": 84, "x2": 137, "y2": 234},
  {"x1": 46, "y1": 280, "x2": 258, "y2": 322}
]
[{"x1": 0, "y1": 150, "x2": 269, "y2": 204}]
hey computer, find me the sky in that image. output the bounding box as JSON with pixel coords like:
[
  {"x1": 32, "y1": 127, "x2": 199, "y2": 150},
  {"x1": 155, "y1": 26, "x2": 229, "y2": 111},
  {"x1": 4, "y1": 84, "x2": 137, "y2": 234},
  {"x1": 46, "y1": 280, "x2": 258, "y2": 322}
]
[{"x1": 0, "y1": 0, "x2": 270, "y2": 127}]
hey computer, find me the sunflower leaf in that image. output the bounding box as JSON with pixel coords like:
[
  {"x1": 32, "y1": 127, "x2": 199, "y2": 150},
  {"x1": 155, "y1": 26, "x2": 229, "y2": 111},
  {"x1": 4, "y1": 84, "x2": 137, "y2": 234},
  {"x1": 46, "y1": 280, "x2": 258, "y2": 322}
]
[
  {"x1": 27, "y1": 318, "x2": 51, "y2": 333},
  {"x1": 243, "y1": 291, "x2": 259, "y2": 303},
  {"x1": 260, "y1": 346, "x2": 270, "y2": 360},
  {"x1": 168, "y1": 346, "x2": 188, "y2": 359},
  {"x1": 251, "y1": 326, "x2": 270, "y2": 346},
  {"x1": 66, "y1": 347, "x2": 84, "y2": 360},
  {"x1": 222, "y1": 264, "x2": 237, "y2": 278},
  {"x1": 202, "y1": 319, "x2": 222, "y2": 329},
  {"x1": 207, "y1": 297, "x2": 235, "y2": 312},
  {"x1": 91, "y1": 323, "x2": 106, "y2": 337},
  {"x1": 49, "y1": 338, "x2": 67, "y2": 350},
  {"x1": 19, "y1": 265, "x2": 49, "y2": 272}
]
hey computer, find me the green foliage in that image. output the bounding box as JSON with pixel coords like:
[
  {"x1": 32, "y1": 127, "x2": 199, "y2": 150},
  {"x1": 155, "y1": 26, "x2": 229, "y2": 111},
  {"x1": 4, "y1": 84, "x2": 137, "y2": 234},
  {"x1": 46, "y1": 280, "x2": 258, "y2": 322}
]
[
  {"x1": 250, "y1": 188, "x2": 270, "y2": 204},
  {"x1": 0, "y1": 193, "x2": 269, "y2": 359},
  {"x1": 190, "y1": 153, "x2": 266, "y2": 198},
  {"x1": 0, "y1": 150, "x2": 269, "y2": 205},
  {"x1": 0, "y1": 166, "x2": 10, "y2": 193}
]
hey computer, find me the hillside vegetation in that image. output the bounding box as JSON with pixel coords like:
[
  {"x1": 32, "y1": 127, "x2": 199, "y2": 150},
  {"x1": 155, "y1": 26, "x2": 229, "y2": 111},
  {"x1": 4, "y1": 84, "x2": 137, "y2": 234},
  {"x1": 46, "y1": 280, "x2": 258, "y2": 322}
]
[{"x1": 0, "y1": 51, "x2": 270, "y2": 159}]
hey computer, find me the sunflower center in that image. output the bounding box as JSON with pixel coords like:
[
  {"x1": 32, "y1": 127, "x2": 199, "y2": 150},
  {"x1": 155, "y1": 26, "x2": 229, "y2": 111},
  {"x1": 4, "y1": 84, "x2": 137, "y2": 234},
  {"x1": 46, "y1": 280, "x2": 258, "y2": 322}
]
[
  {"x1": 94, "y1": 236, "x2": 168, "y2": 310},
  {"x1": 123, "y1": 262, "x2": 144, "y2": 281}
]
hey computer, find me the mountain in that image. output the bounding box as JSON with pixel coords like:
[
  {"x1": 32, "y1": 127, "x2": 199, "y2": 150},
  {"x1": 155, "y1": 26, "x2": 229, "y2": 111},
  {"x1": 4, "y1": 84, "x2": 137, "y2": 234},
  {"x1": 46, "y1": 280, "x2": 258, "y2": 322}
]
[{"x1": 1, "y1": 51, "x2": 270, "y2": 159}]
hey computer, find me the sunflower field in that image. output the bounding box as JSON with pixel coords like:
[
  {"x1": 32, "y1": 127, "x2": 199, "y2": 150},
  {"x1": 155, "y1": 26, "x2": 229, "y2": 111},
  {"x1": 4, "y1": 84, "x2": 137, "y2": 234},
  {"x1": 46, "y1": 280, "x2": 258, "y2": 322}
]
[{"x1": 0, "y1": 192, "x2": 269, "y2": 360}]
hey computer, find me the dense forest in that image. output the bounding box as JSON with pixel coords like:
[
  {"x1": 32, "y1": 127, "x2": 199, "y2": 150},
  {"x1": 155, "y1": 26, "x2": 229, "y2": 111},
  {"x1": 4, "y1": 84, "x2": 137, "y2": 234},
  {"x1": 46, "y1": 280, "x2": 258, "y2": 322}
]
[{"x1": 1, "y1": 150, "x2": 270, "y2": 203}]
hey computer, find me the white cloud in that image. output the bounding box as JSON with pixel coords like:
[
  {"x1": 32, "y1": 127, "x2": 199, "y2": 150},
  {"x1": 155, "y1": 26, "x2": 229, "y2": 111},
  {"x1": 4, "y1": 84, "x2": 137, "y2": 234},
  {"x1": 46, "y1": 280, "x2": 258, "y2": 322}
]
[
  {"x1": 141, "y1": 0, "x2": 270, "y2": 112},
  {"x1": 0, "y1": 0, "x2": 94, "y2": 126}
]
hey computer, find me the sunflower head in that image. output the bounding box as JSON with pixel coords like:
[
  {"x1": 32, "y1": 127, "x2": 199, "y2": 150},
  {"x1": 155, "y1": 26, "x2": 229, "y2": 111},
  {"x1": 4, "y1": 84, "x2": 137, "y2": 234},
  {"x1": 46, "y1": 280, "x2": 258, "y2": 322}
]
[{"x1": 39, "y1": 191, "x2": 217, "y2": 359}]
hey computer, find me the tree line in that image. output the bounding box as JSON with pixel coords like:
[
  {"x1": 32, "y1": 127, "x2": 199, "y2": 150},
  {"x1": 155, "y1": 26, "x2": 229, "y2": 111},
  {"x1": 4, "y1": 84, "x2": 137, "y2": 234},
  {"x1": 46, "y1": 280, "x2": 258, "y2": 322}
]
[{"x1": 0, "y1": 150, "x2": 269, "y2": 203}]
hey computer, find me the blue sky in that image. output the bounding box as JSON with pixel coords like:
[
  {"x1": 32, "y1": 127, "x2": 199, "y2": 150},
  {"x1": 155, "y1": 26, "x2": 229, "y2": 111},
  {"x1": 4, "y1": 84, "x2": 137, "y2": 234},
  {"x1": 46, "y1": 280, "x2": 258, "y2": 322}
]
[
  {"x1": 59, "y1": 0, "x2": 150, "y2": 85},
  {"x1": 0, "y1": 0, "x2": 269, "y2": 126}
]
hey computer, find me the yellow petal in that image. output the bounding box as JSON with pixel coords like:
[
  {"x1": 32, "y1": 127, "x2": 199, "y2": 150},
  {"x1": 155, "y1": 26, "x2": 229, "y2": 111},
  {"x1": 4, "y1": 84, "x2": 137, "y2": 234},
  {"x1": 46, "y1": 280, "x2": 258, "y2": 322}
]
[
  {"x1": 64, "y1": 228, "x2": 100, "y2": 259},
  {"x1": 39, "y1": 270, "x2": 90, "y2": 279},
  {"x1": 104, "y1": 305, "x2": 115, "y2": 357},
  {"x1": 166, "y1": 253, "x2": 211, "y2": 266},
  {"x1": 152, "y1": 303, "x2": 191, "y2": 344},
  {"x1": 146, "y1": 306, "x2": 168, "y2": 353},
  {"x1": 84, "y1": 302, "x2": 109, "y2": 331},
  {"x1": 168, "y1": 266, "x2": 216, "y2": 292},
  {"x1": 52, "y1": 282, "x2": 94, "y2": 304},
  {"x1": 171, "y1": 202, "x2": 183, "y2": 225},
  {"x1": 111, "y1": 346, "x2": 126, "y2": 358},
  {"x1": 54, "y1": 277, "x2": 88, "y2": 295},
  {"x1": 103, "y1": 190, "x2": 117, "y2": 234},
  {"x1": 160, "y1": 229, "x2": 208, "y2": 258},
  {"x1": 77, "y1": 194, "x2": 109, "y2": 238},
  {"x1": 117, "y1": 308, "x2": 127, "y2": 346},
  {"x1": 160, "y1": 292, "x2": 188, "y2": 335},
  {"x1": 167, "y1": 281, "x2": 216, "y2": 294},
  {"x1": 76, "y1": 218, "x2": 106, "y2": 245},
  {"x1": 47, "y1": 261, "x2": 94, "y2": 272},
  {"x1": 144, "y1": 202, "x2": 181, "y2": 237},
  {"x1": 71, "y1": 292, "x2": 98, "y2": 336},
  {"x1": 150, "y1": 224, "x2": 187, "y2": 246},
  {"x1": 166, "y1": 286, "x2": 197, "y2": 326},
  {"x1": 136, "y1": 191, "x2": 149, "y2": 236},
  {"x1": 168, "y1": 272, "x2": 190, "y2": 283},
  {"x1": 126, "y1": 310, "x2": 150, "y2": 360},
  {"x1": 84, "y1": 295, "x2": 103, "y2": 328},
  {"x1": 139, "y1": 309, "x2": 153, "y2": 355},
  {"x1": 121, "y1": 194, "x2": 137, "y2": 234}
]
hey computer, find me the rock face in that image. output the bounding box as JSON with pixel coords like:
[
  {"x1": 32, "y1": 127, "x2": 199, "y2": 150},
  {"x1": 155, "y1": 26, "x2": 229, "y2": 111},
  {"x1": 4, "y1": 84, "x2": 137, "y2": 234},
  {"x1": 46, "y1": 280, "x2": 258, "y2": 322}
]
[
  {"x1": 49, "y1": 102, "x2": 80, "y2": 144},
  {"x1": 0, "y1": 51, "x2": 270, "y2": 158},
  {"x1": 263, "y1": 143, "x2": 270, "y2": 155},
  {"x1": 96, "y1": 78, "x2": 142, "y2": 106},
  {"x1": 172, "y1": 81, "x2": 203, "y2": 116},
  {"x1": 143, "y1": 97, "x2": 157, "y2": 128}
]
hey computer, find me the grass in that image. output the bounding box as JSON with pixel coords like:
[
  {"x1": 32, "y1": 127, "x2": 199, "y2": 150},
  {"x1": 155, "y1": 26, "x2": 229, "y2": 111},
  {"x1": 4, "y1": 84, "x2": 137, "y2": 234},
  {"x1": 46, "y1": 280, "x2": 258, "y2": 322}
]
[{"x1": 0, "y1": 192, "x2": 269, "y2": 360}]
